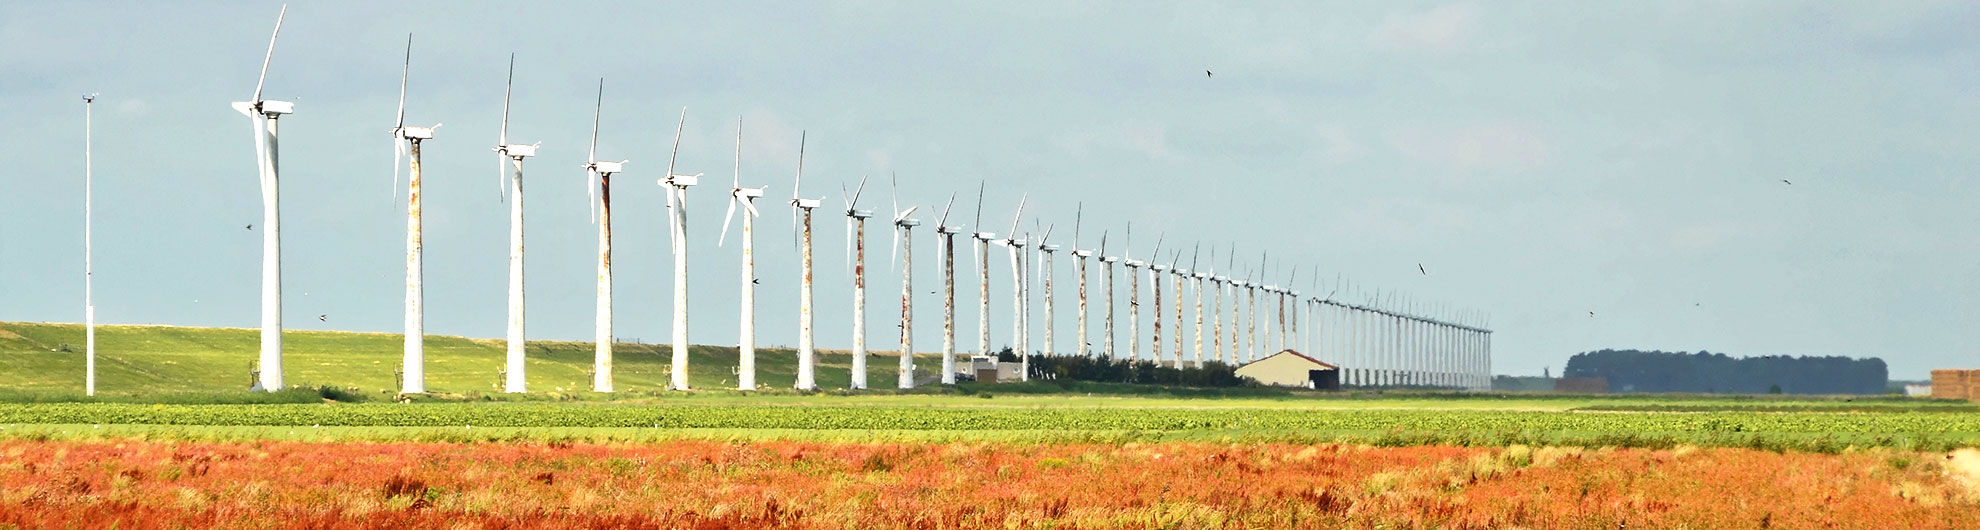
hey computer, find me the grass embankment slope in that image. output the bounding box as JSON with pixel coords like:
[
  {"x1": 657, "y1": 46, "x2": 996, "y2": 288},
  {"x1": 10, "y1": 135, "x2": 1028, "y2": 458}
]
[{"x1": 0, "y1": 321, "x2": 899, "y2": 395}]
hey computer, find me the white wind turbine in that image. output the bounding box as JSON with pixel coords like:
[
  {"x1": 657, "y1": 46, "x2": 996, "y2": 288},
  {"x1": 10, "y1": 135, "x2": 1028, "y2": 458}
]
[
  {"x1": 970, "y1": 183, "x2": 995, "y2": 366},
  {"x1": 718, "y1": 118, "x2": 765, "y2": 390},
  {"x1": 581, "y1": 79, "x2": 627, "y2": 393},
  {"x1": 1168, "y1": 249, "x2": 1184, "y2": 368},
  {"x1": 231, "y1": 6, "x2": 292, "y2": 392},
  {"x1": 1123, "y1": 228, "x2": 1146, "y2": 362},
  {"x1": 789, "y1": 133, "x2": 823, "y2": 391},
  {"x1": 494, "y1": 55, "x2": 540, "y2": 394},
  {"x1": 1070, "y1": 205, "x2": 1092, "y2": 357},
  {"x1": 1207, "y1": 246, "x2": 1222, "y2": 365},
  {"x1": 890, "y1": 175, "x2": 922, "y2": 389},
  {"x1": 659, "y1": 109, "x2": 700, "y2": 391},
  {"x1": 840, "y1": 175, "x2": 874, "y2": 389},
  {"x1": 996, "y1": 195, "x2": 1029, "y2": 378},
  {"x1": 1148, "y1": 240, "x2": 1168, "y2": 365},
  {"x1": 389, "y1": 34, "x2": 440, "y2": 394},
  {"x1": 1189, "y1": 245, "x2": 1206, "y2": 368},
  {"x1": 934, "y1": 195, "x2": 962, "y2": 384},
  {"x1": 1036, "y1": 223, "x2": 1058, "y2": 358},
  {"x1": 1098, "y1": 231, "x2": 1117, "y2": 359},
  {"x1": 83, "y1": 94, "x2": 98, "y2": 396}
]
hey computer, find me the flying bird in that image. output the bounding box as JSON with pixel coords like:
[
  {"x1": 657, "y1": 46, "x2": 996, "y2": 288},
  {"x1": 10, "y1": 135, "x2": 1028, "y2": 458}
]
[
  {"x1": 1418, "y1": 263, "x2": 1426, "y2": 275},
  {"x1": 1588, "y1": 311, "x2": 1595, "y2": 318},
  {"x1": 1780, "y1": 179, "x2": 1792, "y2": 185},
  {"x1": 246, "y1": 224, "x2": 254, "y2": 230},
  {"x1": 317, "y1": 315, "x2": 326, "y2": 322},
  {"x1": 1205, "y1": 70, "x2": 1213, "y2": 78}
]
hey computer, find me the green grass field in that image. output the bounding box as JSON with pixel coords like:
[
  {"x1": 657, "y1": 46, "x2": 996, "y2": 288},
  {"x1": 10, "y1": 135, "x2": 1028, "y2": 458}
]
[
  {"x1": 1, "y1": 321, "x2": 904, "y2": 395},
  {"x1": 6, "y1": 321, "x2": 1974, "y2": 452}
]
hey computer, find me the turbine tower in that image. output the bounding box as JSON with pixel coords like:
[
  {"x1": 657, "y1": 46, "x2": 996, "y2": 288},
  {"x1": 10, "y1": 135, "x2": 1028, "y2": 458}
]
[
  {"x1": 789, "y1": 133, "x2": 822, "y2": 390},
  {"x1": 718, "y1": 118, "x2": 765, "y2": 390},
  {"x1": 1169, "y1": 250, "x2": 1184, "y2": 369},
  {"x1": 890, "y1": 174, "x2": 922, "y2": 389},
  {"x1": 494, "y1": 55, "x2": 539, "y2": 394},
  {"x1": 1146, "y1": 236, "x2": 1166, "y2": 364},
  {"x1": 83, "y1": 94, "x2": 98, "y2": 396},
  {"x1": 840, "y1": 175, "x2": 873, "y2": 389},
  {"x1": 230, "y1": 6, "x2": 292, "y2": 392},
  {"x1": 934, "y1": 196, "x2": 961, "y2": 384},
  {"x1": 581, "y1": 79, "x2": 627, "y2": 393},
  {"x1": 1189, "y1": 245, "x2": 1206, "y2": 368},
  {"x1": 1209, "y1": 246, "x2": 1225, "y2": 365},
  {"x1": 1070, "y1": 205, "x2": 1092, "y2": 357},
  {"x1": 970, "y1": 183, "x2": 994, "y2": 366},
  {"x1": 1037, "y1": 224, "x2": 1058, "y2": 357},
  {"x1": 1123, "y1": 229, "x2": 1145, "y2": 362},
  {"x1": 1099, "y1": 231, "x2": 1117, "y2": 359},
  {"x1": 999, "y1": 195, "x2": 1029, "y2": 378},
  {"x1": 659, "y1": 109, "x2": 700, "y2": 391},
  {"x1": 389, "y1": 34, "x2": 439, "y2": 394}
]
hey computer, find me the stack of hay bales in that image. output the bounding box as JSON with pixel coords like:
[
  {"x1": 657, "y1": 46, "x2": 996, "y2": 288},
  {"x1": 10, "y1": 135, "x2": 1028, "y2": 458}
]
[{"x1": 1932, "y1": 369, "x2": 1978, "y2": 401}]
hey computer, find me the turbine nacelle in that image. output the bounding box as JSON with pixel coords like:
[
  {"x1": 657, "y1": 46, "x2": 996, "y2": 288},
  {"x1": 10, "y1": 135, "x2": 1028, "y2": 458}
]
[
  {"x1": 735, "y1": 187, "x2": 766, "y2": 199},
  {"x1": 937, "y1": 226, "x2": 963, "y2": 234},
  {"x1": 1071, "y1": 250, "x2": 1093, "y2": 257},
  {"x1": 974, "y1": 231, "x2": 996, "y2": 241},
  {"x1": 794, "y1": 198, "x2": 822, "y2": 209},
  {"x1": 499, "y1": 144, "x2": 538, "y2": 158},
  {"x1": 1098, "y1": 256, "x2": 1119, "y2": 263},
  {"x1": 588, "y1": 160, "x2": 626, "y2": 174},
  {"x1": 665, "y1": 173, "x2": 702, "y2": 187},
  {"x1": 848, "y1": 209, "x2": 875, "y2": 219},
  {"x1": 897, "y1": 219, "x2": 921, "y2": 227},
  {"x1": 1212, "y1": 275, "x2": 1227, "y2": 282},
  {"x1": 1041, "y1": 244, "x2": 1060, "y2": 252},
  {"x1": 1150, "y1": 264, "x2": 1169, "y2": 273},
  {"x1": 1192, "y1": 272, "x2": 1208, "y2": 279},
  {"x1": 1124, "y1": 259, "x2": 1145, "y2": 268},
  {"x1": 395, "y1": 126, "x2": 435, "y2": 140}
]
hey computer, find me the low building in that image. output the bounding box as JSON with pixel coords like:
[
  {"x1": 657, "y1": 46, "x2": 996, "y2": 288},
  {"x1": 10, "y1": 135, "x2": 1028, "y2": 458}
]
[
  {"x1": 1235, "y1": 350, "x2": 1339, "y2": 390},
  {"x1": 1905, "y1": 384, "x2": 1933, "y2": 397},
  {"x1": 1554, "y1": 377, "x2": 1610, "y2": 394}
]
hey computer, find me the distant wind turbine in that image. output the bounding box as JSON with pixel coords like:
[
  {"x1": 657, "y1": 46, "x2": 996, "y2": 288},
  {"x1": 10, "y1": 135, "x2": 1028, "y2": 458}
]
[
  {"x1": 660, "y1": 109, "x2": 700, "y2": 391},
  {"x1": 890, "y1": 174, "x2": 921, "y2": 389},
  {"x1": 840, "y1": 175, "x2": 873, "y2": 389},
  {"x1": 83, "y1": 93, "x2": 98, "y2": 396},
  {"x1": 718, "y1": 117, "x2": 765, "y2": 390},
  {"x1": 389, "y1": 33, "x2": 439, "y2": 394},
  {"x1": 789, "y1": 133, "x2": 822, "y2": 391},
  {"x1": 581, "y1": 79, "x2": 627, "y2": 392},
  {"x1": 494, "y1": 54, "x2": 539, "y2": 394}
]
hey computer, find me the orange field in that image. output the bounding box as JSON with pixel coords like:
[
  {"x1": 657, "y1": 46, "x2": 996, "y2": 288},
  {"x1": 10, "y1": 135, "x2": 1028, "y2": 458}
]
[{"x1": 2, "y1": 440, "x2": 1977, "y2": 529}]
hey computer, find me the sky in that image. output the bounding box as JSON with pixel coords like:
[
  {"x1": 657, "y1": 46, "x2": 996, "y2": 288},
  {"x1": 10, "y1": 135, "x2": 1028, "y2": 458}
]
[{"x1": 3, "y1": 1, "x2": 1977, "y2": 380}]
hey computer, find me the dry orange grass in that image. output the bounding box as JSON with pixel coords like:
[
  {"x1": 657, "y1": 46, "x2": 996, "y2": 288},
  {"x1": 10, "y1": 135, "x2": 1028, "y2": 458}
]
[{"x1": 0, "y1": 440, "x2": 1975, "y2": 529}]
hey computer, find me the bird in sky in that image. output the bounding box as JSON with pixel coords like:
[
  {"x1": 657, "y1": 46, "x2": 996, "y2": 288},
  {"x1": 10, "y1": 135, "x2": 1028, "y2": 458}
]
[
  {"x1": 1781, "y1": 179, "x2": 1792, "y2": 185},
  {"x1": 317, "y1": 315, "x2": 326, "y2": 322},
  {"x1": 1418, "y1": 263, "x2": 1426, "y2": 275},
  {"x1": 1588, "y1": 311, "x2": 1595, "y2": 318},
  {"x1": 246, "y1": 224, "x2": 254, "y2": 230},
  {"x1": 1205, "y1": 70, "x2": 1212, "y2": 78}
]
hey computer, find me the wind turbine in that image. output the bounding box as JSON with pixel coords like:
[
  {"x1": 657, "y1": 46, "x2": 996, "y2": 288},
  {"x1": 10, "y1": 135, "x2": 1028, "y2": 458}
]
[
  {"x1": 581, "y1": 79, "x2": 627, "y2": 393},
  {"x1": 1036, "y1": 223, "x2": 1057, "y2": 357},
  {"x1": 790, "y1": 133, "x2": 822, "y2": 391},
  {"x1": 1209, "y1": 246, "x2": 1225, "y2": 365},
  {"x1": 494, "y1": 54, "x2": 539, "y2": 394},
  {"x1": 1147, "y1": 237, "x2": 1167, "y2": 365},
  {"x1": 998, "y1": 195, "x2": 1029, "y2": 378},
  {"x1": 1168, "y1": 249, "x2": 1184, "y2": 369},
  {"x1": 1099, "y1": 230, "x2": 1118, "y2": 360},
  {"x1": 717, "y1": 117, "x2": 765, "y2": 390},
  {"x1": 389, "y1": 34, "x2": 439, "y2": 394},
  {"x1": 659, "y1": 109, "x2": 700, "y2": 391},
  {"x1": 970, "y1": 182, "x2": 994, "y2": 366},
  {"x1": 1189, "y1": 245, "x2": 1205, "y2": 368},
  {"x1": 840, "y1": 175, "x2": 873, "y2": 389},
  {"x1": 890, "y1": 174, "x2": 921, "y2": 389},
  {"x1": 83, "y1": 94, "x2": 98, "y2": 396},
  {"x1": 934, "y1": 194, "x2": 961, "y2": 384},
  {"x1": 1122, "y1": 228, "x2": 1145, "y2": 362},
  {"x1": 231, "y1": 6, "x2": 292, "y2": 392},
  {"x1": 1070, "y1": 205, "x2": 1092, "y2": 358}
]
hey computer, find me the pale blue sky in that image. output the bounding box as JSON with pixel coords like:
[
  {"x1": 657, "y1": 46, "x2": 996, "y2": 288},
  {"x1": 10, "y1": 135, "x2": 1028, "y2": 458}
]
[{"x1": 4, "y1": 1, "x2": 1976, "y2": 379}]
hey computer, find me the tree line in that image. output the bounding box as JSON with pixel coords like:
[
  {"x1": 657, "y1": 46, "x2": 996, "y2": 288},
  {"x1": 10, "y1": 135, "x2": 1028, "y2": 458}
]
[{"x1": 1563, "y1": 349, "x2": 1887, "y2": 395}]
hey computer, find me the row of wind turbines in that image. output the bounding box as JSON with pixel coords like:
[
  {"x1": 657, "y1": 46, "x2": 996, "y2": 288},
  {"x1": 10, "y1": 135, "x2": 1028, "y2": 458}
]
[{"x1": 78, "y1": 7, "x2": 1492, "y2": 395}]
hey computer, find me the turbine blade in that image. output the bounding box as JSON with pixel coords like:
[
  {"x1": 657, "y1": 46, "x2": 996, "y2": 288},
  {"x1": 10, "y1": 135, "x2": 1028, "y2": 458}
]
[
  {"x1": 889, "y1": 172, "x2": 899, "y2": 221},
  {"x1": 742, "y1": 196, "x2": 760, "y2": 217},
  {"x1": 732, "y1": 116, "x2": 742, "y2": 189},
  {"x1": 666, "y1": 107, "x2": 686, "y2": 181},
  {"x1": 891, "y1": 224, "x2": 900, "y2": 271},
  {"x1": 850, "y1": 174, "x2": 868, "y2": 209},
  {"x1": 844, "y1": 217, "x2": 854, "y2": 274},
  {"x1": 1073, "y1": 202, "x2": 1082, "y2": 248},
  {"x1": 1008, "y1": 193, "x2": 1027, "y2": 237},
  {"x1": 498, "y1": 53, "x2": 514, "y2": 202},
  {"x1": 720, "y1": 197, "x2": 737, "y2": 247},
  {"x1": 973, "y1": 181, "x2": 985, "y2": 230},
  {"x1": 392, "y1": 138, "x2": 403, "y2": 207},
  {"x1": 588, "y1": 79, "x2": 602, "y2": 164},
  {"x1": 937, "y1": 193, "x2": 955, "y2": 228},
  {"x1": 252, "y1": 5, "x2": 286, "y2": 103},
  {"x1": 793, "y1": 131, "x2": 805, "y2": 200},
  {"x1": 395, "y1": 33, "x2": 411, "y2": 130}
]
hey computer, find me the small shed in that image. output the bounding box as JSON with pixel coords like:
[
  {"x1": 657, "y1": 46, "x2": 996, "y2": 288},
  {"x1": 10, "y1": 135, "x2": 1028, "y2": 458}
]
[{"x1": 1236, "y1": 350, "x2": 1339, "y2": 390}]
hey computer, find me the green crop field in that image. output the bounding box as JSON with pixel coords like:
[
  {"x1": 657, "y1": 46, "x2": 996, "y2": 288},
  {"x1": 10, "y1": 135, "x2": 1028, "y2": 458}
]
[{"x1": 5, "y1": 321, "x2": 1975, "y2": 453}]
